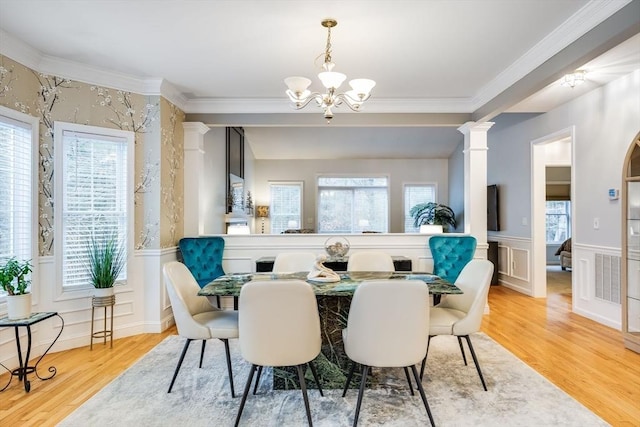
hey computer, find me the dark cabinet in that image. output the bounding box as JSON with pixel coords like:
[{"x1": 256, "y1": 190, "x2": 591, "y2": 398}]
[
  {"x1": 488, "y1": 241, "x2": 499, "y2": 285},
  {"x1": 256, "y1": 256, "x2": 412, "y2": 272}
]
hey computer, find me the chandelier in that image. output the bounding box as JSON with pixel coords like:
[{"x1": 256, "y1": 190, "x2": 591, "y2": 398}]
[
  {"x1": 560, "y1": 70, "x2": 586, "y2": 88},
  {"x1": 284, "y1": 18, "x2": 376, "y2": 123}
]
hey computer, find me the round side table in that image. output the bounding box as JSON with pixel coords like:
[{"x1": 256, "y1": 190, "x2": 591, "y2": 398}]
[{"x1": 90, "y1": 294, "x2": 116, "y2": 350}]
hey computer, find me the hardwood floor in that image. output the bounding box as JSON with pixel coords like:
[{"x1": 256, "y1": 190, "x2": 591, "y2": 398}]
[
  {"x1": 1, "y1": 282, "x2": 639, "y2": 426},
  {"x1": 482, "y1": 284, "x2": 640, "y2": 426}
]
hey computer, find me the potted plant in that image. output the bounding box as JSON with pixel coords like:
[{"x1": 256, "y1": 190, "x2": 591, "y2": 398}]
[
  {"x1": 0, "y1": 258, "x2": 33, "y2": 319},
  {"x1": 410, "y1": 202, "x2": 457, "y2": 233},
  {"x1": 85, "y1": 233, "x2": 126, "y2": 297}
]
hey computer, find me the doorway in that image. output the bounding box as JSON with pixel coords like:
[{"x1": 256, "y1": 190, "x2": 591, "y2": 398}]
[{"x1": 531, "y1": 127, "x2": 575, "y2": 300}]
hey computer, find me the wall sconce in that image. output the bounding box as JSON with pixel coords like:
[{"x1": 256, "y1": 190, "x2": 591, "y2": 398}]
[{"x1": 255, "y1": 205, "x2": 269, "y2": 234}]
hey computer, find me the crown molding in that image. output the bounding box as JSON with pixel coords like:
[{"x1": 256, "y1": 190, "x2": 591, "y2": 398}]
[
  {"x1": 183, "y1": 97, "x2": 475, "y2": 115},
  {"x1": 0, "y1": 0, "x2": 630, "y2": 116},
  {"x1": 0, "y1": 30, "x2": 188, "y2": 111},
  {"x1": 470, "y1": 0, "x2": 632, "y2": 110},
  {"x1": 0, "y1": 30, "x2": 42, "y2": 70}
]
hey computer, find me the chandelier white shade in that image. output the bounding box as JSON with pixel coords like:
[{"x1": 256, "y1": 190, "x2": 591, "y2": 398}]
[{"x1": 284, "y1": 19, "x2": 376, "y2": 122}]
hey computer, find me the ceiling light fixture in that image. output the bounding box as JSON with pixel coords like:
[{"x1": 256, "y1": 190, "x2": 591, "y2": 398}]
[
  {"x1": 284, "y1": 18, "x2": 376, "y2": 123},
  {"x1": 560, "y1": 70, "x2": 586, "y2": 88}
]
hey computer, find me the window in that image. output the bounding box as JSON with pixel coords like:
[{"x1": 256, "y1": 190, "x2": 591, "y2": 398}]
[
  {"x1": 54, "y1": 122, "x2": 134, "y2": 290},
  {"x1": 403, "y1": 183, "x2": 437, "y2": 233},
  {"x1": 546, "y1": 201, "x2": 571, "y2": 243},
  {"x1": 317, "y1": 176, "x2": 389, "y2": 233},
  {"x1": 0, "y1": 107, "x2": 38, "y2": 295},
  {"x1": 270, "y1": 182, "x2": 303, "y2": 234}
]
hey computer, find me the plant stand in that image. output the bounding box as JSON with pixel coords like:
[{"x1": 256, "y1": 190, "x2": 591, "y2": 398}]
[{"x1": 90, "y1": 294, "x2": 115, "y2": 350}]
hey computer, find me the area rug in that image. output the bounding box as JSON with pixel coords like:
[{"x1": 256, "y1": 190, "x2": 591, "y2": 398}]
[{"x1": 59, "y1": 333, "x2": 607, "y2": 427}]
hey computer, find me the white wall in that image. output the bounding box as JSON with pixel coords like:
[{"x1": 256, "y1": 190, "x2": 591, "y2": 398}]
[
  {"x1": 202, "y1": 127, "x2": 227, "y2": 235},
  {"x1": 488, "y1": 69, "x2": 640, "y2": 328},
  {"x1": 253, "y1": 158, "x2": 449, "y2": 233}
]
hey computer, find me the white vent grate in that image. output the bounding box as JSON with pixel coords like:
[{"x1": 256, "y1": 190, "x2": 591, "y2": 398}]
[{"x1": 595, "y1": 254, "x2": 621, "y2": 303}]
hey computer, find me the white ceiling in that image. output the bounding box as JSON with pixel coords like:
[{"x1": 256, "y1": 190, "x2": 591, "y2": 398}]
[{"x1": 0, "y1": 0, "x2": 638, "y2": 159}]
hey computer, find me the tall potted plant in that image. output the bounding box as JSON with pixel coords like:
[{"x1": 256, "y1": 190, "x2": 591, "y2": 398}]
[
  {"x1": 410, "y1": 202, "x2": 457, "y2": 233},
  {"x1": 85, "y1": 233, "x2": 126, "y2": 297},
  {"x1": 0, "y1": 258, "x2": 33, "y2": 319}
]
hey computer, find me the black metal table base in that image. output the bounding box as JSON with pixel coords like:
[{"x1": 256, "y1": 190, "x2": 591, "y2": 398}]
[{"x1": 0, "y1": 312, "x2": 64, "y2": 393}]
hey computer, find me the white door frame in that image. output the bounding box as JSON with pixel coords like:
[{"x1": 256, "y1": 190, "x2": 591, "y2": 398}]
[{"x1": 531, "y1": 126, "x2": 575, "y2": 298}]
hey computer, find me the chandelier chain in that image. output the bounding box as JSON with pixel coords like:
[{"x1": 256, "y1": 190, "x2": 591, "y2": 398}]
[{"x1": 324, "y1": 24, "x2": 333, "y2": 65}]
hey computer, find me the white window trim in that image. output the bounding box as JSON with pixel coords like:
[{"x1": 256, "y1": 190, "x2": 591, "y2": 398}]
[
  {"x1": 403, "y1": 182, "x2": 439, "y2": 233},
  {"x1": 316, "y1": 173, "x2": 390, "y2": 233},
  {"x1": 269, "y1": 180, "x2": 304, "y2": 234},
  {"x1": 53, "y1": 121, "x2": 135, "y2": 299},
  {"x1": 0, "y1": 106, "x2": 39, "y2": 303}
]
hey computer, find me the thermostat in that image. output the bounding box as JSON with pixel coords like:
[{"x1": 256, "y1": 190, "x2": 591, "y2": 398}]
[{"x1": 608, "y1": 188, "x2": 619, "y2": 200}]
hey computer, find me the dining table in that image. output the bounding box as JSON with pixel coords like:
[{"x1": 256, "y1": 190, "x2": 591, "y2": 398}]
[{"x1": 199, "y1": 271, "x2": 462, "y2": 390}]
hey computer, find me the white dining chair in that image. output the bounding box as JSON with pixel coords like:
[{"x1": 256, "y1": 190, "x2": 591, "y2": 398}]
[
  {"x1": 234, "y1": 280, "x2": 323, "y2": 427},
  {"x1": 342, "y1": 280, "x2": 435, "y2": 427},
  {"x1": 419, "y1": 259, "x2": 494, "y2": 390},
  {"x1": 163, "y1": 261, "x2": 239, "y2": 396},
  {"x1": 272, "y1": 252, "x2": 317, "y2": 273},
  {"x1": 346, "y1": 251, "x2": 394, "y2": 272}
]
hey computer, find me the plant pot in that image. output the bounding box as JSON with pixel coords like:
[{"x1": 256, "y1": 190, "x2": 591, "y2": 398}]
[
  {"x1": 94, "y1": 287, "x2": 115, "y2": 298},
  {"x1": 6, "y1": 293, "x2": 32, "y2": 320},
  {"x1": 419, "y1": 224, "x2": 444, "y2": 234}
]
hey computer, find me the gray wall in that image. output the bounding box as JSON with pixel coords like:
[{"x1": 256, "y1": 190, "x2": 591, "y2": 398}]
[
  {"x1": 253, "y1": 158, "x2": 449, "y2": 233},
  {"x1": 488, "y1": 69, "x2": 640, "y2": 248}
]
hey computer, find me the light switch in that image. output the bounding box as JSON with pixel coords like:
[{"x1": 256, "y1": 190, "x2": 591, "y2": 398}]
[
  {"x1": 521, "y1": 217, "x2": 527, "y2": 226},
  {"x1": 594, "y1": 218, "x2": 599, "y2": 229}
]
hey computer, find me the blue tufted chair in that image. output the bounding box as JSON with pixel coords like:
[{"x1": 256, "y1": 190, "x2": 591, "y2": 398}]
[
  {"x1": 179, "y1": 237, "x2": 226, "y2": 287},
  {"x1": 179, "y1": 237, "x2": 227, "y2": 308},
  {"x1": 429, "y1": 235, "x2": 477, "y2": 284}
]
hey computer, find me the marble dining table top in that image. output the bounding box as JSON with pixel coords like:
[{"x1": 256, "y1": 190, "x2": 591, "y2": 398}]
[{"x1": 198, "y1": 271, "x2": 462, "y2": 297}]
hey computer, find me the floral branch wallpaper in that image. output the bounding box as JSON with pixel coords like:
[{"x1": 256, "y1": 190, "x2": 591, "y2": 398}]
[{"x1": 0, "y1": 54, "x2": 185, "y2": 255}]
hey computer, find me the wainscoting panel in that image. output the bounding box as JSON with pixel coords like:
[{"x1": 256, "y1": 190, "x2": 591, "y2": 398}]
[
  {"x1": 498, "y1": 245, "x2": 510, "y2": 276},
  {"x1": 511, "y1": 248, "x2": 530, "y2": 282},
  {"x1": 488, "y1": 235, "x2": 533, "y2": 295}
]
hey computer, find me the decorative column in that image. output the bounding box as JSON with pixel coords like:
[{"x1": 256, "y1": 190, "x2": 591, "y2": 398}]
[
  {"x1": 458, "y1": 122, "x2": 494, "y2": 259},
  {"x1": 182, "y1": 122, "x2": 210, "y2": 236}
]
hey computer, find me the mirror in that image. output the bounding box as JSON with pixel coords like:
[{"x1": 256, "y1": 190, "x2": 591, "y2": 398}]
[
  {"x1": 228, "y1": 173, "x2": 244, "y2": 213},
  {"x1": 226, "y1": 127, "x2": 245, "y2": 213}
]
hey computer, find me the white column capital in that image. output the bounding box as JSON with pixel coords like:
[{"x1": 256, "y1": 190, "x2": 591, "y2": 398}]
[
  {"x1": 457, "y1": 121, "x2": 495, "y2": 136},
  {"x1": 182, "y1": 122, "x2": 210, "y2": 135},
  {"x1": 183, "y1": 122, "x2": 209, "y2": 152}
]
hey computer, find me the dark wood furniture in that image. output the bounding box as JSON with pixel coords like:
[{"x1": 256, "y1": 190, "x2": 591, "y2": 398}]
[{"x1": 255, "y1": 255, "x2": 412, "y2": 272}]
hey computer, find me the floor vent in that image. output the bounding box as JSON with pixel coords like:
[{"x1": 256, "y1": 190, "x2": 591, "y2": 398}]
[{"x1": 595, "y1": 254, "x2": 621, "y2": 303}]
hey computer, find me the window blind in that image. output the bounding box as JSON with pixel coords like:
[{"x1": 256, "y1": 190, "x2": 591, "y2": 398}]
[
  {"x1": 317, "y1": 176, "x2": 389, "y2": 233},
  {"x1": 404, "y1": 184, "x2": 436, "y2": 233},
  {"x1": 0, "y1": 114, "x2": 33, "y2": 271},
  {"x1": 60, "y1": 129, "x2": 129, "y2": 287},
  {"x1": 269, "y1": 182, "x2": 303, "y2": 234}
]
